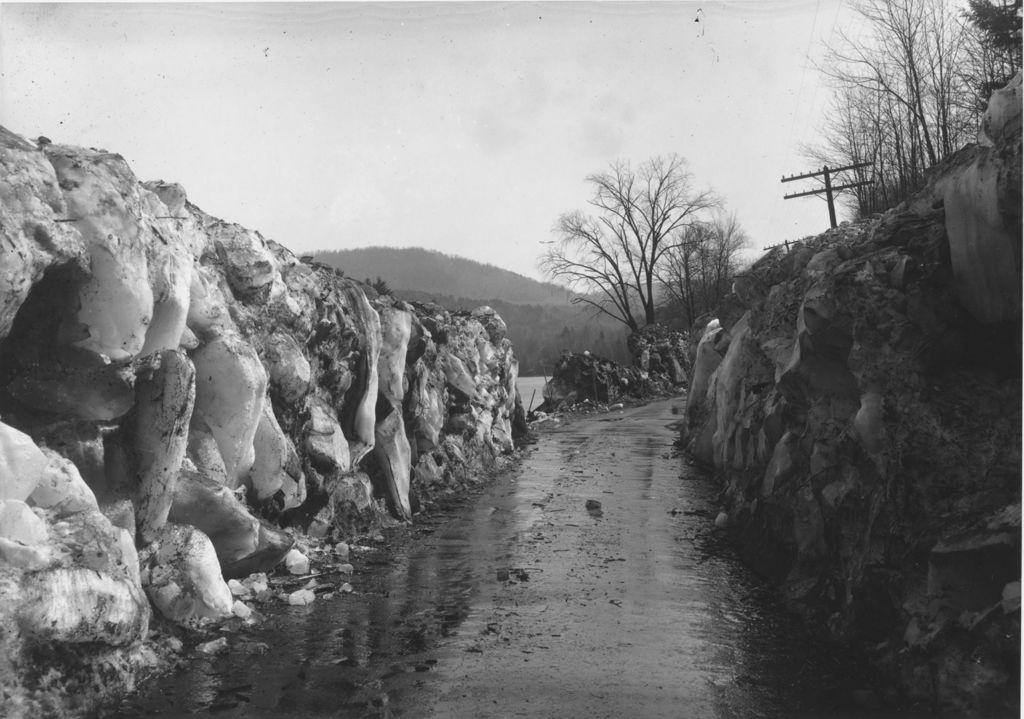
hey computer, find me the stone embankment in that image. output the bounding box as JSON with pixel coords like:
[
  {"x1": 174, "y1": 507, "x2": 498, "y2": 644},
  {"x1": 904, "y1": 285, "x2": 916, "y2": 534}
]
[
  {"x1": 0, "y1": 127, "x2": 522, "y2": 715},
  {"x1": 683, "y1": 75, "x2": 1022, "y2": 714}
]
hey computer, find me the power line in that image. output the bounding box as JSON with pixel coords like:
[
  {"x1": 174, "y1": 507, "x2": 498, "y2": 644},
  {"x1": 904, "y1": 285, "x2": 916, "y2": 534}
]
[{"x1": 781, "y1": 161, "x2": 874, "y2": 228}]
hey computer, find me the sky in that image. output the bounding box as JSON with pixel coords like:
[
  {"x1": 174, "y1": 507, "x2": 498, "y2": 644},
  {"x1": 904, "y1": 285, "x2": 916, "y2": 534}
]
[{"x1": 0, "y1": 1, "x2": 854, "y2": 282}]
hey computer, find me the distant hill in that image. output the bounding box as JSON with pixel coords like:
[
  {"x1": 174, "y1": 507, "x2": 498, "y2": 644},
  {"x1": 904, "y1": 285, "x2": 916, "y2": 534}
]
[
  {"x1": 314, "y1": 247, "x2": 570, "y2": 306},
  {"x1": 313, "y1": 246, "x2": 632, "y2": 375}
]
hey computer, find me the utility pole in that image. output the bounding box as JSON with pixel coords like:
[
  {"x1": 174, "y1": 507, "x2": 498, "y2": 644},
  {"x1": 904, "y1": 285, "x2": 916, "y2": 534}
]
[{"x1": 781, "y1": 161, "x2": 874, "y2": 229}]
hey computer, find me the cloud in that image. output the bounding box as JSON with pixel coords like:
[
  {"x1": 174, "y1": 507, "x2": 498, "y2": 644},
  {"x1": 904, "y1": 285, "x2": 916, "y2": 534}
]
[
  {"x1": 472, "y1": 107, "x2": 526, "y2": 153},
  {"x1": 327, "y1": 181, "x2": 392, "y2": 244},
  {"x1": 576, "y1": 92, "x2": 638, "y2": 159},
  {"x1": 580, "y1": 117, "x2": 626, "y2": 159},
  {"x1": 471, "y1": 69, "x2": 550, "y2": 154}
]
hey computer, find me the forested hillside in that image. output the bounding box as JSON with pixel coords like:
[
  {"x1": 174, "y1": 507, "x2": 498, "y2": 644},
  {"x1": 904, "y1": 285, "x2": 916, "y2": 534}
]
[
  {"x1": 314, "y1": 247, "x2": 570, "y2": 306},
  {"x1": 313, "y1": 248, "x2": 631, "y2": 374}
]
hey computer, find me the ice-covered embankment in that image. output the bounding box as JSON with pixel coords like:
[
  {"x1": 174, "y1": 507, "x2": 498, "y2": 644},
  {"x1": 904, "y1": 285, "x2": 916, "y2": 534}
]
[
  {"x1": 682, "y1": 75, "x2": 1022, "y2": 714},
  {"x1": 0, "y1": 127, "x2": 523, "y2": 714}
]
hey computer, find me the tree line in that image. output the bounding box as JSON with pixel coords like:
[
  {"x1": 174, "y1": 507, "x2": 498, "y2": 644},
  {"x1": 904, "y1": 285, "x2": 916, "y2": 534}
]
[{"x1": 806, "y1": 0, "x2": 1021, "y2": 217}]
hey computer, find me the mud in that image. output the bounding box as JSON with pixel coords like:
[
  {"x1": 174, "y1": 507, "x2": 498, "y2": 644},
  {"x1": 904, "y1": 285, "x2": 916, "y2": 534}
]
[{"x1": 108, "y1": 398, "x2": 925, "y2": 718}]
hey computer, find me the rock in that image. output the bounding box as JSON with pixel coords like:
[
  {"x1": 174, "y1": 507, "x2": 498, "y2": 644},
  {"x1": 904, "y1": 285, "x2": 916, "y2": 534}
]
[
  {"x1": 373, "y1": 408, "x2": 413, "y2": 521},
  {"x1": 377, "y1": 304, "x2": 413, "y2": 405},
  {"x1": 284, "y1": 548, "x2": 310, "y2": 575},
  {"x1": 981, "y1": 71, "x2": 1022, "y2": 145},
  {"x1": 140, "y1": 216, "x2": 193, "y2": 355},
  {"x1": 127, "y1": 349, "x2": 196, "y2": 543},
  {"x1": 1001, "y1": 581, "x2": 1021, "y2": 614},
  {"x1": 249, "y1": 403, "x2": 290, "y2": 500},
  {"x1": 762, "y1": 432, "x2": 798, "y2": 498},
  {"x1": 0, "y1": 530, "x2": 51, "y2": 569},
  {"x1": 142, "y1": 180, "x2": 187, "y2": 217},
  {"x1": 192, "y1": 334, "x2": 268, "y2": 487},
  {"x1": 278, "y1": 457, "x2": 307, "y2": 511},
  {"x1": 262, "y1": 331, "x2": 311, "y2": 403},
  {"x1": 436, "y1": 349, "x2": 477, "y2": 400},
  {"x1": 28, "y1": 447, "x2": 98, "y2": 517},
  {"x1": 186, "y1": 266, "x2": 235, "y2": 338},
  {"x1": 536, "y1": 342, "x2": 676, "y2": 412},
  {"x1": 412, "y1": 453, "x2": 445, "y2": 494},
  {"x1": 211, "y1": 223, "x2": 280, "y2": 302},
  {"x1": 319, "y1": 471, "x2": 375, "y2": 532},
  {"x1": 168, "y1": 468, "x2": 259, "y2": 565},
  {"x1": 852, "y1": 390, "x2": 886, "y2": 458},
  {"x1": 471, "y1": 306, "x2": 508, "y2": 344},
  {"x1": 627, "y1": 324, "x2": 689, "y2": 385},
  {"x1": 16, "y1": 509, "x2": 149, "y2": 645},
  {"x1": 709, "y1": 314, "x2": 774, "y2": 471},
  {"x1": 0, "y1": 421, "x2": 48, "y2": 501},
  {"x1": 231, "y1": 600, "x2": 252, "y2": 619},
  {"x1": 196, "y1": 637, "x2": 229, "y2": 655},
  {"x1": 408, "y1": 360, "x2": 445, "y2": 451},
  {"x1": 33, "y1": 420, "x2": 107, "y2": 491},
  {"x1": 942, "y1": 151, "x2": 1021, "y2": 323},
  {"x1": 145, "y1": 523, "x2": 234, "y2": 625},
  {"x1": 6, "y1": 347, "x2": 136, "y2": 421},
  {"x1": 243, "y1": 572, "x2": 269, "y2": 596},
  {"x1": 0, "y1": 126, "x2": 83, "y2": 340},
  {"x1": 685, "y1": 323, "x2": 724, "y2": 427},
  {"x1": 339, "y1": 280, "x2": 381, "y2": 465},
  {"x1": 101, "y1": 498, "x2": 136, "y2": 537},
  {"x1": 803, "y1": 247, "x2": 841, "y2": 277},
  {"x1": 928, "y1": 524, "x2": 1018, "y2": 612},
  {"x1": 44, "y1": 144, "x2": 155, "y2": 361},
  {"x1": 227, "y1": 579, "x2": 247, "y2": 597},
  {"x1": 585, "y1": 499, "x2": 602, "y2": 511},
  {"x1": 0, "y1": 498, "x2": 47, "y2": 545},
  {"x1": 287, "y1": 588, "x2": 316, "y2": 606},
  {"x1": 19, "y1": 566, "x2": 148, "y2": 646},
  {"x1": 714, "y1": 511, "x2": 729, "y2": 529},
  {"x1": 303, "y1": 398, "x2": 350, "y2": 474},
  {"x1": 491, "y1": 414, "x2": 514, "y2": 454},
  {"x1": 186, "y1": 420, "x2": 231, "y2": 485}
]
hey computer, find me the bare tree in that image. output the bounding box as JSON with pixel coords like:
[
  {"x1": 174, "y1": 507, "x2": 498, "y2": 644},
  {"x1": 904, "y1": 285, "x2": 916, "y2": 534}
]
[
  {"x1": 658, "y1": 211, "x2": 750, "y2": 328},
  {"x1": 541, "y1": 155, "x2": 719, "y2": 332},
  {"x1": 809, "y1": 0, "x2": 984, "y2": 215}
]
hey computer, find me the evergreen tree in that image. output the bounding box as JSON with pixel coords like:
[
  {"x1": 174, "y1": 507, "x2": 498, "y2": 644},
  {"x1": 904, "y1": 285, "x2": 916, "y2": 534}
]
[{"x1": 963, "y1": 0, "x2": 1022, "y2": 99}]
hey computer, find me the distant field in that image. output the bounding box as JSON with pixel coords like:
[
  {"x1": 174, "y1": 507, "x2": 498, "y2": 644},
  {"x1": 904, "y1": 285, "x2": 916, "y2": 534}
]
[{"x1": 517, "y1": 376, "x2": 548, "y2": 411}]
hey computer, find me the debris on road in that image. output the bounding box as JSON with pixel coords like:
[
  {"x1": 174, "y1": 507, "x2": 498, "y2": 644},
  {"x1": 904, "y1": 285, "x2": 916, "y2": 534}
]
[
  {"x1": 287, "y1": 588, "x2": 316, "y2": 606},
  {"x1": 196, "y1": 638, "x2": 228, "y2": 655},
  {"x1": 284, "y1": 548, "x2": 310, "y2": 575}
]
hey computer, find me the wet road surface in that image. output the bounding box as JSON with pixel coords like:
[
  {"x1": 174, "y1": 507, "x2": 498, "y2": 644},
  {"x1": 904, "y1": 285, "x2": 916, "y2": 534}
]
[{"x1": 111, "y1": 397, "x2": 884, "y2": 718}]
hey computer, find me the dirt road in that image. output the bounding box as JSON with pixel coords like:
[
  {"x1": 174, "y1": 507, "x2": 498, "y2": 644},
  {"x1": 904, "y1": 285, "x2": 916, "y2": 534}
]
[
  {"x1": 407, "y1": 398, "x2": 868, "y2": 719},
  {"x1": 112, "y1": 397, "x2": 876, "y2": 718}
]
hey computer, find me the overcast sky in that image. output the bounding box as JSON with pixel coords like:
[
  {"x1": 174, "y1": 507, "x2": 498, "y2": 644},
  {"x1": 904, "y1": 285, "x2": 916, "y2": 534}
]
[{"x1": 0, "y1": 1, "x2": 852, "y2": 281}]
